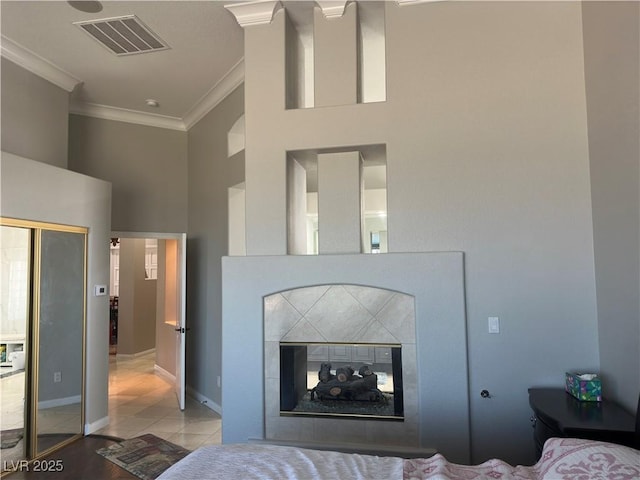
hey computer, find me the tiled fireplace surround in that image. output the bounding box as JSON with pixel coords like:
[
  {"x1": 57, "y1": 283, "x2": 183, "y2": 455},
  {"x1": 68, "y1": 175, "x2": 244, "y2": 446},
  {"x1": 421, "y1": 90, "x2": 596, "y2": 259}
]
[
  {"x1": 264, "y1": 285, "x2": 417, "y2": 445},
  {"x1": 221, "y1": 252, "x2": 470, "y2": 462}
]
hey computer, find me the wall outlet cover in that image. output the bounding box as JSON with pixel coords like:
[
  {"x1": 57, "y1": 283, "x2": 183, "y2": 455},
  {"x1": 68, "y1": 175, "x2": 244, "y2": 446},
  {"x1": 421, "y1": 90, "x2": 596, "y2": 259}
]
[{"x1": 488, "y1": 316, "x2": 500, "y2": 334}]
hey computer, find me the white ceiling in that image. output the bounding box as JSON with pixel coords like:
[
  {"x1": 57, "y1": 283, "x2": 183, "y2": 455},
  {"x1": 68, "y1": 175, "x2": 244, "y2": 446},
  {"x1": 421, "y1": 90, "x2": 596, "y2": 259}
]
[
  {"x1": 1, "y1": 1, "x2": 245, "y2": 127},
  {"x1": 1, "y1": 0, "x2": 388, "y2": 189}
]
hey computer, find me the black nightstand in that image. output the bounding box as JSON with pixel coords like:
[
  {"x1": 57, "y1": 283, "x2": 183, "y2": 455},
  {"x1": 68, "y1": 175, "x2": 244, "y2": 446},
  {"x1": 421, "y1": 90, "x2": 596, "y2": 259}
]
[{"x1": 528, "y1": 387, "x2": 637, "y2": 459}]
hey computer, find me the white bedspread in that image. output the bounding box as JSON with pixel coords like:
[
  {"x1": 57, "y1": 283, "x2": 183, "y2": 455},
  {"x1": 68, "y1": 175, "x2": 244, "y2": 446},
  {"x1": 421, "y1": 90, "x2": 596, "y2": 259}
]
[
  {"x1": 157, "y1": 438, "x2": 640, "y2": 480},
  {"x1": 157, "y1": 443, "x2": 404, "y2": 480}
]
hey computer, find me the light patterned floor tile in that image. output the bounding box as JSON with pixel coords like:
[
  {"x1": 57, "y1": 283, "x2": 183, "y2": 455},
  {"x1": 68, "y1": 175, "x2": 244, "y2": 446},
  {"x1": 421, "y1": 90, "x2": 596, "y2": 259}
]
[
  {"x1": 179, "y1": 419, "x2": 222, "y2": 434},
  {"x1": 106, "y1": 351, "x2": 220, "y2": 444},
  {"x1": 167, "y1": 432, "x2": 211, "y2": 450}
]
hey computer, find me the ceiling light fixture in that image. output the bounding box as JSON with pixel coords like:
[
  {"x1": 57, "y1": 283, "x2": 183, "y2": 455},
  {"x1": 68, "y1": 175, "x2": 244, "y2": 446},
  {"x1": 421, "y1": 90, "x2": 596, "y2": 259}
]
[
  {"x1": 67, "y1": 1, "x2": 103, "y2": 13},
  {"x1": 145, "y1": 99, "x2": 159, "y2": 107}
]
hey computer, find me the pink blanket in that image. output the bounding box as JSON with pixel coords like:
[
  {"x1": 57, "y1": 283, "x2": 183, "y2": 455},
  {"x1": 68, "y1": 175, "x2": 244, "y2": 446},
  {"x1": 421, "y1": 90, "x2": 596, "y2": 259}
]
[{"x1": 404, "y1": 438, "x2": 640, "y2": 480}]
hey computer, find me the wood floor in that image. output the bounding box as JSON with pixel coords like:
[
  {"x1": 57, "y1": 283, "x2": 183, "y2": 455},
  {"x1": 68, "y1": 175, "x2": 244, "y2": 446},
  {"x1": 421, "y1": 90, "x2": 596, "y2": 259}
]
[{"x1": 3, "y1": 435, "x2": 136, "y2": 479}]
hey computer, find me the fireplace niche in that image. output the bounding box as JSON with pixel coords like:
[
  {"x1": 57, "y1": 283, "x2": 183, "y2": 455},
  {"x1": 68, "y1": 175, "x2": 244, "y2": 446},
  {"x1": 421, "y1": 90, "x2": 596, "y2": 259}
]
[
  {"x1": 280, "y1": 343, "x2": 403, "y2": 420},
  {"x1": 264, "y1": 283, "x2": 419, "y2": 446}
]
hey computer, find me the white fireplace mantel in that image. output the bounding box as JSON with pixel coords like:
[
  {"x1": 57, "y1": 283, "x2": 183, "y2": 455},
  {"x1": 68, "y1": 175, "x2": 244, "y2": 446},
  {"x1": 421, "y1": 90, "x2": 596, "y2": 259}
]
[{"x1": 221, "y1": 252, "x2": 470, "y2": 463}]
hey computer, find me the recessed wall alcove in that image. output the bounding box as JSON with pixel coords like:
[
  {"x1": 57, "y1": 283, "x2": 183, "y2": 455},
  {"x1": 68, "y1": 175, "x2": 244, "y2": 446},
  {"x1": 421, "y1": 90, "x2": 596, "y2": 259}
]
[
  {"x1": 287, "y1": 144, "x2": 387, "y2": 255},
  {"x1": 227, "y1": 114, "x2": 245, "y2": 158},
  {"x1": 284, "y1": 1, "x2": 387, "y2": 109}
]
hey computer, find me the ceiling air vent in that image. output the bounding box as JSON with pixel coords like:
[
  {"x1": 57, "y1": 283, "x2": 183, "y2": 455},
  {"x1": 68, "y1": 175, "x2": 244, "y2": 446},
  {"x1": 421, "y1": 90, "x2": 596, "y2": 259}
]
[{"x1": 74, "y1": 15, "x2": 169, "y2": 56}]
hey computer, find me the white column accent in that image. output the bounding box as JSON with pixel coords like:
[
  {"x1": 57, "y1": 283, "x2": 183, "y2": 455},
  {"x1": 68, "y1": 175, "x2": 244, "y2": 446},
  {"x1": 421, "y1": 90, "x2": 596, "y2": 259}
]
[
  {"x1": 316, "y1": 1, "x2": 350, "y2": 19},
  {"x1": 317, "y1": 151, "x2": 362, "y2": 254},
  {"x1": 287, "y1": 156, "x2": 308, "y2": 255},
  {"x1": 225, "y1": 1, "x2": 283, "y2": 27},
  {"x1": 314, "y1": 2, "x2": 358, "y2": 106}
]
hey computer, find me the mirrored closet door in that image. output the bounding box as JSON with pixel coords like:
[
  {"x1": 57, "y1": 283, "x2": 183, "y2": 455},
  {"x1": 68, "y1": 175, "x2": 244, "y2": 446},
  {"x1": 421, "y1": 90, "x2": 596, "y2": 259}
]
[
  {"x1": 0, "y1": 225, "x2": 31, "y2": 464},
  {"x1": 0, "y1": 218, "x2": 87, "y2": 463}
]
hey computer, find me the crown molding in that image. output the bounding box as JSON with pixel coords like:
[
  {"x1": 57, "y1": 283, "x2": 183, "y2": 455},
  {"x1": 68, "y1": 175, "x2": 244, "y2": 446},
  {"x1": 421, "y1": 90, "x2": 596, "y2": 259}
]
[
  {"x1": 69, "y1": 102, "x2": 187, "y2": 131},
  {"x1": 71, "y1": 58, "x2": 246, "y2": 132},
  {"x1": 396, "y1": 0, "x2": 446, "y2": 6},
  {"x1": 316, "y1": 1, "x2": 350, "y2": 18},
  {"x1": 183, "y1": 58, "x2": 245, "y2": 130},
  {"x1": 225, "y1": 1, "x2": 282, "y2": 27},
  {"x1": 2, "y1": 36, "x2": 244, "y2": 132},
  {"x1": 1, "y1": 35, "x2": 82, "y2": 92}
]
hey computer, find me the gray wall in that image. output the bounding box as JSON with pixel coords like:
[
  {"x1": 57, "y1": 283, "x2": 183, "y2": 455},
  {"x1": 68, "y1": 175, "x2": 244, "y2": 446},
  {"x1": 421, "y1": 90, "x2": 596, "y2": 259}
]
[
  {"x1": 0, "y1": 59, "x2": 111, "y2": 434},
  {"x1": 68, "y1": 115, "x2": 188, "y2": 233},
  {"x1": 1, "y1": 152, "x2": 112, "y2": 434},
  {"x1": 187, "y1": 84, "x2": 245, "y2": 410},
  {"x1": 1, "y1": 58, "x2": 69, "y2": 168},
  {"x1": 243, "y1": 2, "x2": 599, "y2": 464},
  {"x1": 583, "y1": 1, "x2": 640, "y2": 413},
  {"x1": 118, "y1": 238, "x2": 157, "y2": 355}
]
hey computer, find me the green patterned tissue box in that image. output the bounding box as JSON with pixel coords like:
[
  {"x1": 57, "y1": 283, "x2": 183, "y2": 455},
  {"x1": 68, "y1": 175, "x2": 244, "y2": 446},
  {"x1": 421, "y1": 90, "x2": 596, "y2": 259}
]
[{"x1": 565, "y1": 372, "x2": 602, "y2": 401}]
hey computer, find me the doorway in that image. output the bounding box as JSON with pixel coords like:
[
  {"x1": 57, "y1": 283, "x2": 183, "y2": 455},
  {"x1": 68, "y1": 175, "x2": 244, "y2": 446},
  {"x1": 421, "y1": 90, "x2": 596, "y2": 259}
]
[
  {"x1": 108, "y1": 232, "x2": 186, "y2": 411},
  {"x1": 109, "y1": 238, "x2": 159, "y2": 357}
]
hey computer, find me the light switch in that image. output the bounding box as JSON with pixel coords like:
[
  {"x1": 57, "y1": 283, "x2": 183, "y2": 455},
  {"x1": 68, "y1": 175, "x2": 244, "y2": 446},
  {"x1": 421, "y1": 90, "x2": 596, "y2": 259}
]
[{"x1": 488, "y1": 316, "x2": 500, "y2": 334}]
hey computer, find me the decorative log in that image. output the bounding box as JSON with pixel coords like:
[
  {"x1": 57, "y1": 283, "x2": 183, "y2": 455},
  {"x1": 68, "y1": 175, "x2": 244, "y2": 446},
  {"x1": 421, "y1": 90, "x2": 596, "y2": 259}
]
[
  {"x1": 335, "y1": 366, "x2": 355, "y2": 382},
  {"x1": 318, "y1": 363, "x2": 334, "y2": 383},
  {"x1": 312, "y1": 371, "x2": 379, "y2": 401}
]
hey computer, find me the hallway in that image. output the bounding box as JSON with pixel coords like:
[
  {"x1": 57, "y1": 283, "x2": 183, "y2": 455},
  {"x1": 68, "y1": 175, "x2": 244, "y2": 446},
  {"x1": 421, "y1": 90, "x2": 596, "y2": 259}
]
[{"x1": 94, "y1": 351, "x2": 221, "y2": 450}]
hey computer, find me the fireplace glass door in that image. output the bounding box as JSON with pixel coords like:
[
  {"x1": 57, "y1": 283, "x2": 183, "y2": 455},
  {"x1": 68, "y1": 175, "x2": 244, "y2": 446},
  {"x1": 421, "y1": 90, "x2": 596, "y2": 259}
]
[{"x1": 280, "y1": 343, "x2": 403, "y2": 420}]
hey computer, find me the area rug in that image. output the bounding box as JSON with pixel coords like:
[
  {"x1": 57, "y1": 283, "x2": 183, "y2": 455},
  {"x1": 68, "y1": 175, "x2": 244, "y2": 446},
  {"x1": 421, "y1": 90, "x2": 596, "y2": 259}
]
[
  {"x1": 1, "y1": 428, "x2": 24, "y2": 449},
  {"x1": 96, "y1": 433, "x2": 190, "y2": 480}
]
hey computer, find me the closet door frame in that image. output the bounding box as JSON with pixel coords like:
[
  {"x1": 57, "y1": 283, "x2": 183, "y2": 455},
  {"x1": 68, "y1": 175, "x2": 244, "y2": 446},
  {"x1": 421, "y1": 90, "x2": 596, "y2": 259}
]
[{"x1": 0, "y1": 217, "x2": 87, "y2": 461}]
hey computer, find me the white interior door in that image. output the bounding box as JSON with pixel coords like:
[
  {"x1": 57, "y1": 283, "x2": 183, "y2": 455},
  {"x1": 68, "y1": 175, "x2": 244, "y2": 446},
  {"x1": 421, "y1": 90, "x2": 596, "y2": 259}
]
[{"x1": 174, "y1": 233, "x2": 187, "y2": 410}]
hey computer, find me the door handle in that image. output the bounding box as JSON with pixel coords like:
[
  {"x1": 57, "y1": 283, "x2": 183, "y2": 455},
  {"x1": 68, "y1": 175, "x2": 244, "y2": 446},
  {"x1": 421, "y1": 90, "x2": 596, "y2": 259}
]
[{"x1": 174, "y1": 327, "x2": 191, "y2": 333}]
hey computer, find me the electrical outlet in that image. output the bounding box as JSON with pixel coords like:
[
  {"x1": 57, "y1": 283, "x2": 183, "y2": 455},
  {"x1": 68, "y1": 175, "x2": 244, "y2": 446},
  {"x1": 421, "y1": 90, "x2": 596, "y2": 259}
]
[
  {"x1": 217, "y1": 376, "x2": 221, "y2": 388},
  {"x1": 488, "y1": 317, "x2": 500, "y2": 334},
  {"x1": 54, "y1": 371, "x2": 62, "y2": 383}
]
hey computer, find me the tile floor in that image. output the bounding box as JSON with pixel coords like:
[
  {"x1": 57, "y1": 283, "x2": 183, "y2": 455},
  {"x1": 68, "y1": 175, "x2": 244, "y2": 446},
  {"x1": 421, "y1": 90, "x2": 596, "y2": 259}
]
[
  {"x1": 0, "y1": 351, "x2": 220, "y2": 468},
  {"x1": 0, "y1": 369, "x2": 26, "y2": 463},
  {"x1": 1, "y1": 370, "x2": 25, "y2": 431},
  {"x1": 94, "y1": 351, "x2": 222, "y2": 451}
]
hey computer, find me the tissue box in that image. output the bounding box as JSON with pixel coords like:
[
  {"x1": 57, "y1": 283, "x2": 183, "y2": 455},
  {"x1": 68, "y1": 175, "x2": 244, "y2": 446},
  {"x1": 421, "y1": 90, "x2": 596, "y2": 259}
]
[{"x1": 565, "y1": 372, "x2": 602, "y2": 402}]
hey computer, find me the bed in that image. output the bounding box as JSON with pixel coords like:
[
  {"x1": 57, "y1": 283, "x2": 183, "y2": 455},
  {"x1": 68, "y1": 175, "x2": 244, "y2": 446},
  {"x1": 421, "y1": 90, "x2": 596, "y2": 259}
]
[{"x1": 157, "y1": 437, "x2": 640, "y2": 479}]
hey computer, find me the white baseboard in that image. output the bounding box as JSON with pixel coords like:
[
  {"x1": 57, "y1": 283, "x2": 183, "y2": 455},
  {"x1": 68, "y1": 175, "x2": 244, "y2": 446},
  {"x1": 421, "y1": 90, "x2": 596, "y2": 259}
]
[
  {"x1": 116, "y1": 348, "x2": 155, "y2": 359},
  {"x1": 187, "y1": 386, "x2": 222, "y2": 415},
  {"x1": 38, "y1": 394, "x2": 81, "y2": 409},
  {"x1": 154, "y1": 364, "x2": 176, "y2": 382},
  {"x1": 85, "y1": 415, "x2": 109, "y2": 435}
]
